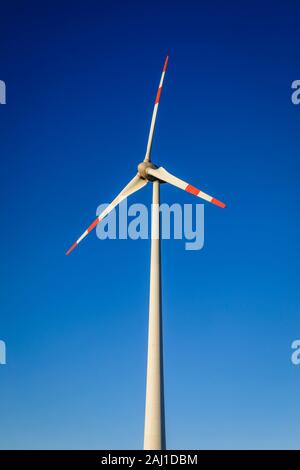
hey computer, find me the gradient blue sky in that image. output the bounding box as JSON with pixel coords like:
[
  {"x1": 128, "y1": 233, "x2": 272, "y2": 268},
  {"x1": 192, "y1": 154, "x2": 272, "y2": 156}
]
[{"x1": 0, "y1": 0, "x2": 299, "y2": 449}]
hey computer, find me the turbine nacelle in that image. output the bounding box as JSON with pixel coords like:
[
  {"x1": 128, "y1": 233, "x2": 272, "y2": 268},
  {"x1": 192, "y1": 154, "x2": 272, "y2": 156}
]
[{"x1": 138, "y1": 161, "x2": 158, "y2": 181}]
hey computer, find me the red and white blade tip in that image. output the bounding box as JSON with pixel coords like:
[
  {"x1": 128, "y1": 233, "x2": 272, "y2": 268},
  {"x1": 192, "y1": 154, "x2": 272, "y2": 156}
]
[
  {"x1": 65, "y1": 243, "x2": 77, "y2": 256},
  {"x1": 185, "y1": 184, "x2": 226, "y2": 208},
  {"x1": 65, "y1": 215, "x2": 100, "y2": 255},
  {"x1": 163, "y1": 55, "x2": 169, "y2": 71},
  {"x1": 211, "y1": 198, "x2": 226, "y2": 208}
]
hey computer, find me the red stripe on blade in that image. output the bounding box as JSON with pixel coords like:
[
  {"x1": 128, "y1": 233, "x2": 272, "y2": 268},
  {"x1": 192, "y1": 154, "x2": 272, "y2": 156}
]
[
  {"x1": 65, "y1": 241, "x2": 77, "y2": 256},
  {"x1": 186, "y1": 184, "x2": 200, "y2": 196},
  {"x1": 211, "y1": 198, "x2": 226, "y2": 208},
  {"x1": 155, "y1": 87, "x2": 162, "y2": 104},
  {"x1": 87, "y1": 217, "x2": 100, "y2": 232}
]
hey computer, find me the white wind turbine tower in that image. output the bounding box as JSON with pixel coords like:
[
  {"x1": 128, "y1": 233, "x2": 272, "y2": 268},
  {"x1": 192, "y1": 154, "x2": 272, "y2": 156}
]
[{"x1": 66, "y1": 56, "x2": 226, "y2": 450}]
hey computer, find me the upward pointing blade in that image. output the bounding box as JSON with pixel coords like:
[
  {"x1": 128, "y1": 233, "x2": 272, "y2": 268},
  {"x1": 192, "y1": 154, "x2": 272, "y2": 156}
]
[
  {"x1": 65, "y1": 174, "x2": 148, "y2": 255},
  {"x1": 147, "y1": 167, "x2": 226, "y2": 208},
  {"x1": 144, "y1": 56, "x2": 169, "y2": 163}
]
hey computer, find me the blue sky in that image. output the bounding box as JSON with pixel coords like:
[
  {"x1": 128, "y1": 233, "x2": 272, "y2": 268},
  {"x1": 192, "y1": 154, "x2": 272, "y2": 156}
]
[{"x1": 0, "y1": 0, "x2": 299, "y2": 449}]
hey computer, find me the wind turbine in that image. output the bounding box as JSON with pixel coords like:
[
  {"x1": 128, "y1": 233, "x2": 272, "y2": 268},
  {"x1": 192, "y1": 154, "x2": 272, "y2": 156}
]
[{"x1": 65, "y1": 56, "x2": 226, "y2": 450}]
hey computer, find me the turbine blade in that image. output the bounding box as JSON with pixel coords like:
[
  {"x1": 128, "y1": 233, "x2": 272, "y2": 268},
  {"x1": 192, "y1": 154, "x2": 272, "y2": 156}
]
[
  {"x1": 144, "y1": 56, "x2": 169, "y2": 163},
  {"x1": 147, "y1": 167, "x2": 226, "y2": 208},
  {"x1": 65, "y1": 174, "x2": 148, "y2": 255}
]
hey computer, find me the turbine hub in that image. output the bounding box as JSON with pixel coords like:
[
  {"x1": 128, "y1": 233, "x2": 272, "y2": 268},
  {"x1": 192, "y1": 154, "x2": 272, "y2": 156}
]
[{"x1": 138, "y1": 162, "x2": 158, "y2": 181}]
